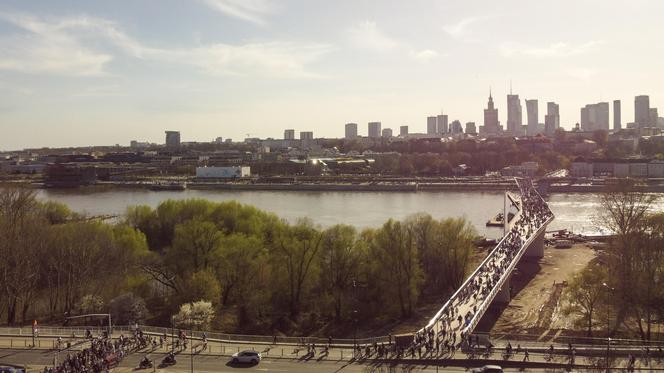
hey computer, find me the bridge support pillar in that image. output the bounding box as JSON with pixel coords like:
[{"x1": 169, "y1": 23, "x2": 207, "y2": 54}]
[
  {"x1": 524, "y1": 228, "x2": 545, "y2": 259},
  {"x1": 494, "y1": 275, "x2": 511, "y2": 304}
]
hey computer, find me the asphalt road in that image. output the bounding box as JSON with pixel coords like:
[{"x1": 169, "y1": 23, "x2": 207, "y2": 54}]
[{"x1": 0, "y1": 348, "x2": 528, "y2": 373}]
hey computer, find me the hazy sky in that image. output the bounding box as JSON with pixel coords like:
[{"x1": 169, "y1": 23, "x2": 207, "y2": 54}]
[{"x1": 1, "y1": 0, "x2": 664, "y2": 150}]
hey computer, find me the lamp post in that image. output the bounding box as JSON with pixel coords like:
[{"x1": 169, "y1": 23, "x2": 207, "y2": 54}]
[{"x1": 602, "y1": 282, "x2": 615, "y2": 373}]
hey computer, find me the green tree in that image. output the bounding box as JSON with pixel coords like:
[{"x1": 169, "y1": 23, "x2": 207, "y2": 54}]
[{"x1": 563, "y1": 263, "x2": 606, "y2": 337}]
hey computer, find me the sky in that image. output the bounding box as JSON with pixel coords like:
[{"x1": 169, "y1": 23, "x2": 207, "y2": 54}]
[{"x1": 1, "y1": 0, "x2": 664, "y2": 150}]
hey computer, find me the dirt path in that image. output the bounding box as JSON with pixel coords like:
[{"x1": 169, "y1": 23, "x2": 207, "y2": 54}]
[{"x1": 490, "y1": 243, "x2": 595, "y2": 335}]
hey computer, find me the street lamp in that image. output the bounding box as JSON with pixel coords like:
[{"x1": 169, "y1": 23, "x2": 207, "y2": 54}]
[{"x1": 602, "y1": 282, "x2": 615, "y2": 373}]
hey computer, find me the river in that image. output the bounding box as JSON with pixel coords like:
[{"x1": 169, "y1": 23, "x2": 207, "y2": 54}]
[{"x1": 31, "y1": 188, "x2": 631, "y2": 238}]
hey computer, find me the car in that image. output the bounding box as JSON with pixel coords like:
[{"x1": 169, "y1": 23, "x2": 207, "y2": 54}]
[
  {"x1": 471, "y1": 365, "x2": 503, "y2": 373},
  {"x1": 231, "y1": 350, "x2": 261, "y2": 364}
]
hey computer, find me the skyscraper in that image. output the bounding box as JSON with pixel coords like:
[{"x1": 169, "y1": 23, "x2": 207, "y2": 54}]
[
  {"x1": 613, "y1": 100, "x2": 621, "y2": 131},
  {"x1": 344, "y1": 123, "x2": 358, "y2": 139},
  {"x1": 437, "y1": 114, "x2": 448, "y2": 134},
  {"x1": 507, "y1": 93, "x2": 523, "y2": 135},
  {"x1": 427, "y1": 116, "x2": 437, "y2": 134},
  {"x1": 284, "y1": 129, "x2": 295, "y2": 140},
  {"x1": 400, "y1": 125, "x2": 409, "y2": 136},
  {"x1": 635, "y1": 95, "x2": 650, "y2": 128},
  {"x1": 450, "y1": 120, "x2": 463, "y2": 134},
  {"x1": 526, "y1": 99, "x2": 539, "y2": 136},
  {"x1": 544, "y1": 102, "x2": 560, "y2": 136},
  {"x1": 165, "y1": 131, "x2": 181, "y2": 147},
  {"x1": 650, "y1": 108, "x2": 659, "y2": 127},
  {"x1": 481, "y1": 91, "x2": 501, "y2": 135},
  {"x1": 381, "y1": 128, "x2": 393, "y2": 138},
  {"x1": 581, "y1": 102, "x2": 609, "y2": 131},
  {"x1": 300, "y1": 131, "x2": 313, "y2": 140},
  {"x1": 368, "y1": 122, "x2": 381, "y2": 138},
  {"x1": 465, "y1": 122, "x2": 477, "y2": 135}
]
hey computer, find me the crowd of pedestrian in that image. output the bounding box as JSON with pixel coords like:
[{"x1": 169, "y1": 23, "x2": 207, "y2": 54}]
[{"x1": 415, "y1": 178, "x2": 553, "y2": 355}]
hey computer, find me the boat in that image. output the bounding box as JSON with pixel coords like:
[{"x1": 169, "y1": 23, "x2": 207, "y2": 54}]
[{"x1": 149, "y1": 181, "x2": 187, "y2": 191}]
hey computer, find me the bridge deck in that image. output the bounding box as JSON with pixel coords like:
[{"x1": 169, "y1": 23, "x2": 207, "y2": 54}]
[{"x1": 418, "y1": 178, "x2": 554, "y2": 349}]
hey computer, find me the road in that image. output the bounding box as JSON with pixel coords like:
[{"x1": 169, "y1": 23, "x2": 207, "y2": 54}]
[{"x1": 0, "y1": 348, "x2": 528, "y2": 373}]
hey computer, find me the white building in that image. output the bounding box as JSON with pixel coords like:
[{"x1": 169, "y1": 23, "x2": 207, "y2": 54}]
[{"x1": 196, "y1": 166, "x2": 251, "y2": 178}]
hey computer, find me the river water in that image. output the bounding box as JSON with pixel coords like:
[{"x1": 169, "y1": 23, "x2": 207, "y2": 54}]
[{"x1": 32, "y1": 188, "x2": 628, "y2": 238}]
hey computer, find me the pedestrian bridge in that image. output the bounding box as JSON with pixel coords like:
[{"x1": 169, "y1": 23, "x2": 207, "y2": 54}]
[{"x1": 418, "y1": 178, "x2": 554, "y2": 347}]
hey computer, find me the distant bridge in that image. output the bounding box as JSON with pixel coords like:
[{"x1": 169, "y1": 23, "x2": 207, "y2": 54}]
[{"x1": 418, "y1": 178, "x2": 554, "y2": 346}]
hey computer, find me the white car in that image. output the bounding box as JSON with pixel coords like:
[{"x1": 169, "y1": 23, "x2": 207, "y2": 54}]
[
  {"x1": 471, "y1": 365, "x2": 503, "y2": 373},
  {"x1": 231, "y1": 350, "x2": 261, "y2": 364}
]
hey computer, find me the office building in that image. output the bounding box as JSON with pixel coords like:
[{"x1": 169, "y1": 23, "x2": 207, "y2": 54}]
[
  {"x1": 382, "y1": 128, "x2": 393, "y2": 138},
  {"x1": 544, "y1": 102, "x2": 560, "y2": 136},
  {"x1": 344, "y1": 123, "x2": 358, "y2": 139},
  {"x1": 507, "y1": 93, "x2": 523, "y2": 135},
  {"x1": 613, "y1": 100, "x2": 621, "y2": 131},
  {"x1": 450, "y1": 120, "x2": 463, "y2": 134},
  {"x1": 368, "y1": 122, "x2": 381, "y2": 138},
  {"x1": 165, "y1": 131, "x2": 181, "y2": 147},
  {"x1": 635, "y1": 95, "x2": 650, "y2": 128},
  {"x1": 427, "y1": 116, "x2": 437, "y2": 135},
  {"x1": 437, "y1": 114, "x2": 448, "y2": 134},
  {"x1": 466, "y1": 122, "x2": 477, "y2": 135},
  {"x1": 284, "y1": 129, "x2": 295, "y2": 140},
  {"x1": 400, "y1": 125, "x2": 409, "y2": 136},
  {"x1": 526, "y1": 99, "x2": 539, "y2": 136},
  {"x1": 481, "y1": 92, "x2": 501, "y2": 135},
  {"x1": 650, "y1": 108, "x2": 659, "y2": 127},
  {"x1": 300, "y1": 131, "x2": 314, "y2": 140},
  {"x1": 580, "y1": 102, "x2": 609, "y2": 131}
]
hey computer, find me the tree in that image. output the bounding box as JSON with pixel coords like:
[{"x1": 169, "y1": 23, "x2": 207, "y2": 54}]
[
  {"x1": 369, "y1": 219, "x2": 423, "y2": 318},
  {"x1": 563, "y1": 263, "x2": 606, "y2": 337},
  {"x1": 166, "y1": 219, "x2": 222, "y2": 276},
  {"x1": 319, "y1": 224, "x2": 362, "y2": 319},
  {"x1": 108, "y1": 293, "x2": 149, "y2": 325},
  {"x1": 274, "y1": 219, "x2": 322, "y2": 318},
  {"x1": 595, "y1": 181, "x2": 659, "y2": 333},
  {"x1": 173, "y1": 300, "x2": 215, "y2": 330},
  {"x1": 182, "y1": 270, "x2": 221, "y2": 306}
]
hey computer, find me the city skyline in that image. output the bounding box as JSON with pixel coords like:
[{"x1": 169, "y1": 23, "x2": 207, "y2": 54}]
[{"x1": 2, "y1": 0, "x2": 664, "y2": 149}]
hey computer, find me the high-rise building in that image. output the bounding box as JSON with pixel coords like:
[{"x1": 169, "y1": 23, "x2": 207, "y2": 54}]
[
  {"x1": 544, "y1": 102, "x2": 560, "y2": 136},
  {"x1": 437, "y1": 114, "x2": 448, "y2": 134},
  {"x1": 635, "y1": 95, "x2": 650, "y2": 128},
  {"x1": 165, "y1": 131, "x2": 181, "y2": 147},
  {"x1": 381, "y1": 128, "x2": 393, "y2": 138},
  {"x1": 368, "y1": 122, "x2": 381, "y2": 138},
  {"x1": 526, "y1": 99, "x2": 539, "y2": 136},
  {"x1": 507, "y1": 94, "x2": 523, "y2": 135},
  {"x1": 613, "y1": 100, "x2": 621, "y2": 131},
  {"x1": 450, "y1": 120, "x2": 463, "y2": 134},
  {"x1": 344, "y1": 123, "x2": 358, "y2": 139},
  {"x1": 465, "y1": 122, "x2": 477, "y2": 135},
  {"x1": 650, "y1": 108, "x2": 659, "y2": 127},
  {"x1": 284, "y1": 129, "x2": 295, "y2": 140},
  {"x1": 427, "y1": 116, "x2": 437, "y2": 134},
  {"x1": 580, "y1": 102, "x2": 609, "y2": 131},
  {"x1": 481, "y1": 91, "x2": 501, "y2": 135},
  {"x1": 400, "y1": 125, "x2": 409, "y2": 136},
  {"x1": 299, "y1": 131, "x2": 314, "y2": 140}
]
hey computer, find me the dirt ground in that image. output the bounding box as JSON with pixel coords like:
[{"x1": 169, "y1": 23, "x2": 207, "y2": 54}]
[{"x1": 488, "y1": 243, "x2": 596, "y2": 336}]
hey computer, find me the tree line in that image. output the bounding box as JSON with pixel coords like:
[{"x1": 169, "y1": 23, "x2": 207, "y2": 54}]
[
  {"x1": 564, "y1": 181, "x2": 664, "y2": 341},
  {"x1": 0, "y1": 187, "x2": 477, "y2": 336}
]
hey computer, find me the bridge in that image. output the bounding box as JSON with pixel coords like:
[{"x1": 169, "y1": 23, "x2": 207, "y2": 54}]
[{"x1": 417, "y1": 177, "x2": 554, "y2": 348}]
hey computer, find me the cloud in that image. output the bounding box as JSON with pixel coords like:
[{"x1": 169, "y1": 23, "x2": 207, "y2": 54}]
[
  {"x1": 0, "y1": 12, "x2": 330, "y2": 79},
  {"x1": 566, "y1": 67, "x2": 599, "y2": 81},
  {"x1": 409, "y1": 49, "x2": 438, "y2": 61},
  {"x1": 500, "y1": 40, "x2": 604, "y2": 58},
  {"x1": 0, "y1": 13, "x2": 113, "y2": 76},
  {"x1": 348, "y1": 21, "x2": 399, "y2": 51},
  {"x1": 443, "y1": 16, "x2": 494, "y2": 38},
  {"x1": 198, "y1": 0, "x2": 272, "y2": 25}
]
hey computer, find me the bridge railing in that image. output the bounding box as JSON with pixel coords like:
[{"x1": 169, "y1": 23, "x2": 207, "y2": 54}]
[
  {"x1": 461, "y1": 178, "x2": 554, "y2": 337},
  {"x1": 421, "y1": 186, "x2": 525, "y2": 333}
]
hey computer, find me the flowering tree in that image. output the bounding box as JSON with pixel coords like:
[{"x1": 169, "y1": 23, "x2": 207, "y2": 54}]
[{"x1": 173, "y1": 300, "x2": 215, "y2": 330}]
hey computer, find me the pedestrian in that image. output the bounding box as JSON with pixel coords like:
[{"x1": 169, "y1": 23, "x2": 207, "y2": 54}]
[{"x1": 523, "y1": 348, "x2": 529, "y2": 362}]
